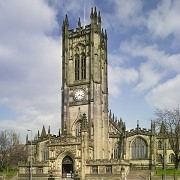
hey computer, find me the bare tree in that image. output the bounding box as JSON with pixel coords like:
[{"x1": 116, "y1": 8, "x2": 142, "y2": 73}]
[
  {"x1": 0, "y1": 130, "x2": 27, "y2": 171},
  {"x1": 153, "y1": 107, "x2": 180, "y2": 169}
]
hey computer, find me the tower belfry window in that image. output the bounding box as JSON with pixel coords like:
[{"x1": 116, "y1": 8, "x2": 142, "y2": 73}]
[
  {"x1": 81, "y1": 54, "x2": 86, "y2": 80},
  {"x1": 74, "y1": 53, "x2": 86, "y2": 81},
  {"x1": 75, "y1": 55, "x2": 80, "y2": 80}
]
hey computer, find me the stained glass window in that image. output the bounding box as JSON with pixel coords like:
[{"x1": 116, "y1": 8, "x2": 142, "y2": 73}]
[{"x1": 131, "y1": 137, "x2": 147, "y2": 159}]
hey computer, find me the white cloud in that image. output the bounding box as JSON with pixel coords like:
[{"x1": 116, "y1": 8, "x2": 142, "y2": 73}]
[
  {"x1": 120, "y1": 41, "x2": 180, "y2": 73},
  {"x1": 120, "y1": 41, "x2": 180, "y2": 92},
  {"x1": 164, "y1": 54, "x2": 180, "y2": 72},
  {"x1": 0, "y1": 113, "x2": 60, "y2": 143},
  {"x1": 0, "y1": 0, "x2": 61, "y2": 139},
  {"x1": 120, "y1": 42, "x2": 165, "y2": 63},
  {"x1": 108, "y1": 66, "x2": 139, "y2": 97},
  {"x1": 0, "y1": 0, "x2": 58, "y2": 36},
  {"x1": 102, "y1": 0, "x2": 145, "y2": 30},
  {"x1": 46, "y1": 0, "x2": 82, "y2": 14},
  {"x1": 147, "y1": 0, "x2": 180, "y2": 39},
  {"x1": 108, "y1": 53, "x2": 127, "y2": 66},
  {"x1": 134, "y1": 63, "x2": 164, "y2": 92},
  {"x1": 146, "y1": 74, "x2": 180, "y2": 108}
]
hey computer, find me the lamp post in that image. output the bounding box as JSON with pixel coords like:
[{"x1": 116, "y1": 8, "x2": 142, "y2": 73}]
[
  {"x1": 163, "y1": 138, "x2": 166, "y2": 180},
  {"x1": 27, "y1": 129, "x2": 32, "y2": 180}
]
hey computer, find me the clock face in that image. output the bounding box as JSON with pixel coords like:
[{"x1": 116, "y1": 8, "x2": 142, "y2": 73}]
[{"x1": 74, "y1": 89, "x2": 85, "y2": 101}]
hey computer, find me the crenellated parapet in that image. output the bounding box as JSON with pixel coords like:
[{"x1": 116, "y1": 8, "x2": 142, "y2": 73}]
[
  {"x1": 126, "y1": 127, "x2": 152, "y2": 137},
  {"x1": 62, "y1": 7, "x2": 106, "y2": 42},
  {"x1": 86, "y1": 159, "x2": 129, "y2": 165},
  {"x1": 68, "y1": 24, "x2": 91, "y2": 38}
]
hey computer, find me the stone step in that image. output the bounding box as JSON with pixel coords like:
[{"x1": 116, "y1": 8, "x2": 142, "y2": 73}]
[{"x1": 127, "y1": 170, "x2": 150, "y2": 180}]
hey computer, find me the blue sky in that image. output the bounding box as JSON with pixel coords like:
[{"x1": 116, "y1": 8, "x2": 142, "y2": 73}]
[{"x1": 0, "y1": 0, "x2": 180, "y2": 141}]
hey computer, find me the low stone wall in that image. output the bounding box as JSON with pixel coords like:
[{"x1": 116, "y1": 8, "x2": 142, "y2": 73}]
[{"x1": 85, "y1": 174, "x2": 123, "y2": 180}]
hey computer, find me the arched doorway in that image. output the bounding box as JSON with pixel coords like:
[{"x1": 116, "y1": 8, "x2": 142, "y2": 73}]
[{"x1": 62, "y1": 156, "x2": 73, "y2": 178}]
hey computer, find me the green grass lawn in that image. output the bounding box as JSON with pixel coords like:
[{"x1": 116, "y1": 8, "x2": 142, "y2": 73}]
[
  {"x1": 0, "y1": 171, "x2": 17, "y2": 178},
  {"x1": 156, "y1": 169, "x2": 180, "y2": 175}
]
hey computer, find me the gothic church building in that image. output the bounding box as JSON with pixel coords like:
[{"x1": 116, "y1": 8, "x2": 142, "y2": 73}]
[{"x1": 18, "y1": 8, "x2": 175, "y2": 180}]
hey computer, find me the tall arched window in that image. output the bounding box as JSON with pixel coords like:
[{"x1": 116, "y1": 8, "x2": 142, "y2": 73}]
[
  {"x1": 113, "y1": 143, "x2": 121, "y2": 159},
  {"x1": 169, "y1": 153, "x2": 175, "y2": 163},
  {"x1": 75, "y1": 55, "x2": 80, "y2": 80},
  {"x1": 75, "y1": 122, "x2": 81, "y2": 137},
  {"x1": 158, "y1": 140, "x2": 163, "y2": 149},
  {"x1": 44, "y1": 148, "x2": 49, "y2": 161},
  {"x1": 81, "y1": 53, "x2": 86, "y2": 80},
  {"x1": 131, "y1": 137, "x2": 147, "y2": 159},
  {"x1": 157, "y1": 154, "x2": 163, "y2": 163}
]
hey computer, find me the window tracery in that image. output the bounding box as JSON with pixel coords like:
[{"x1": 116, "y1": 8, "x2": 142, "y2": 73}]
[
  {"x1": 131, "y1": 137, "x2": 147, "y2": 159},
  {"x1": 81, "y1": 53, "x2": 86, "y2": 80},
  {"x1": 113, "y1": 143, "x2": 121, "y2": 159},
  {"x1": 76, "y1": 122, "x2": 81, "y2": 137},
  {"x1": 74, "y1": 46, "x2": 86, "y2": 81},
  {"x1": 75, "y1": 55, "x2": 80, "y2": 80}
]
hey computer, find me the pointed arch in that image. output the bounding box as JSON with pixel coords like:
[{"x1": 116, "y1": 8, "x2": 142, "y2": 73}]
[
  {"x1": 158, "y1": 140, "x2": 163, "y2": 149},
  {"x1": 131, "y1": 137, "x2": 148, "y2": 159},
  {"x1": 157, "y1": 154, "x2": 163, "y2": 163},
  {"x1": 75, "y1": 54, "x2": 80, "y2": 80},
  {"x1": 71, "y1": 109, "x2": 82, "y2": 137},
  {"x1": 61, "y1": 153, "x2": 74, "y2": 178},
  {"x1": 71, "y1": 109, "x2": 81, "y2": 130},
  {"x1": 62, "y1": 155, "x2": 73, "y2": 177},
  {"x1": 74, "y1": 43, "x2": 86, "y2": 81},
  {"x1": 75, "y1": 121, "x2": 81, "y2": 137},
  {"x1": 169, "y1": 153, "x2": 175, "y2": 163},
  {"x1": 56, "y1": 151, "x2": 75, "y2": 178},
  {"x1": 113, "y1": 143, "x2": 121, "y2": 159},
  {"x1": 81, "y1": 52, "x2": 86, "y2": 80}
]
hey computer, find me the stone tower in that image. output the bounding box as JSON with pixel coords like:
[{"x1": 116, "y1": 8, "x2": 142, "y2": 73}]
[{"x1": 61, "y1": 7, "x2": 109, "y2": 159}]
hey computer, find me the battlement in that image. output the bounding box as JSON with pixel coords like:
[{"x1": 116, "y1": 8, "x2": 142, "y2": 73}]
[
  {"x1": 126, "y1": 127, "x2": 151, "y2": 137},
  {"x1": 86, "y1": 159, "x2": 129, "y2": 166},
  {"x1": 68, "y1": 24, "x2": 91, "y2": 38}
]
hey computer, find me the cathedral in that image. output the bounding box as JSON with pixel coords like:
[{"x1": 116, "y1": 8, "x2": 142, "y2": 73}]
[{"x1": 18, "y1": 8, "x2": 175, "y2": 180}]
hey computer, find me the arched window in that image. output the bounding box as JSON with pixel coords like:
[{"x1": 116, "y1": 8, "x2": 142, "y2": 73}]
[
  {"x1": 157, "y1": 154, "x2": 163, "y2": 163},
  {"x1": 158, "y1": 140, "x2": 163, "y2": 149},
  {"x1": 75, "y1": 55, "x2": 80, "y2": 80},
  {"x1": 75, "y1": 122, "x2": 81, "y2": 137},
  {"x1": 113, "y1": 143, "x2": 121, "y2": 159},
  {"x1": 131, "y1": 137, "x2": 147, "y2": 159},
  {"x1": 74, "y1": 52, "x2": 86, "y2": 81},
  {"x1": 44, "y1": 148, "x2": 49, "y2": 161},
  {"x1": 169, "y1": 153, "x2": 175, "y2": 163},
  {"x1": 81, "y1": 53, "x2": 86, "y2": 80}
]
